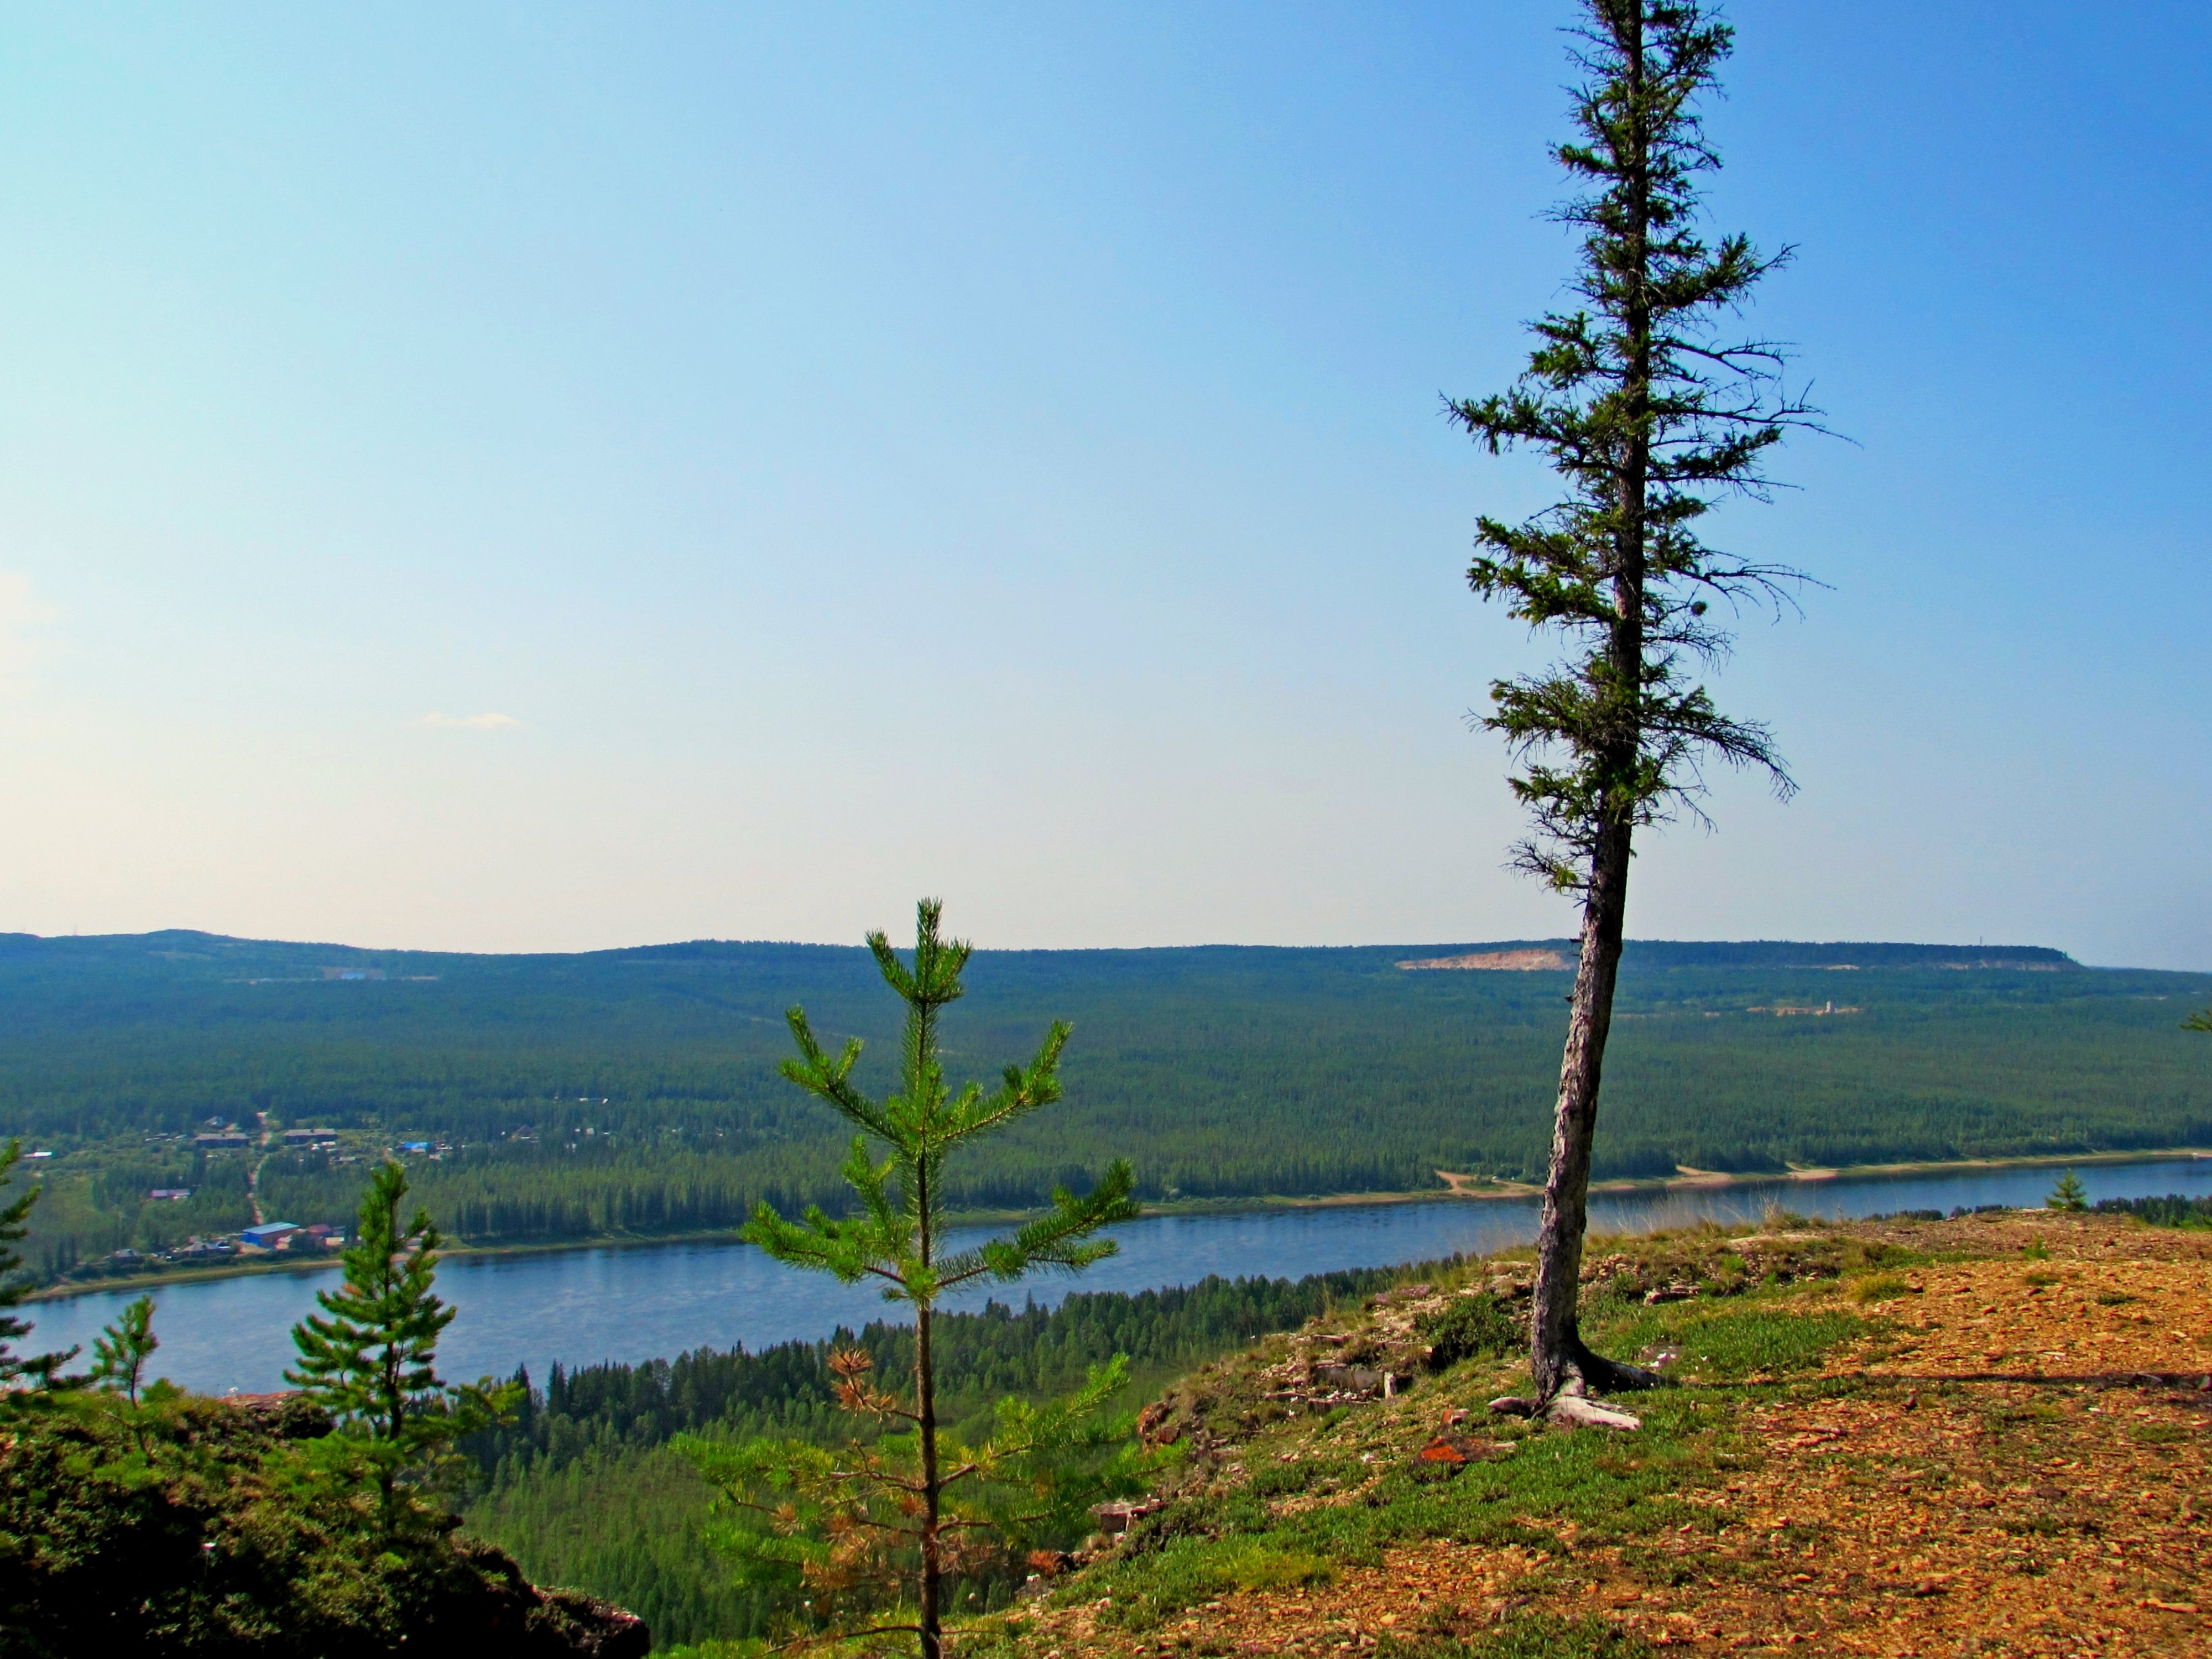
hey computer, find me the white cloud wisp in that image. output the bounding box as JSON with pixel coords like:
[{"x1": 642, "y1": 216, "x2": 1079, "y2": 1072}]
[{"x1": 413, "y1": 711, "x2": 520, "y2": 730}]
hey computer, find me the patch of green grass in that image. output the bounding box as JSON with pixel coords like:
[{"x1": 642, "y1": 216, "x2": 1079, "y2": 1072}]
[
  {"x1": 2095, "y1": 1291, "x2": 2136, "y2": 1306},
  {"x1": 1382, "y1": 1613, "x2": 1656, "y2": 1658},
  {"x1": 1073, "y1": 1534, "x2": 1334, "y2": 1627},
  {"x1": 1081, "y1": 1390, "x2": 1734, "y2": 1631},
  {"x1": 1600, "y1": 1297, "x2": 1863, "y2": 1383},
  {"x1": 1840, "y1": 1238, "x2": 1929, "y2": 1272},
  {"x1": 1848, "y1": 1274, "x2": 1912, "y2": 1305},
  {"x1": 1211, "y1": 1538, "x2": 1334, "y2": 1590},
  {"x1": 1246, "y1": 1457, "x2": 1325, "y2": 1499}
]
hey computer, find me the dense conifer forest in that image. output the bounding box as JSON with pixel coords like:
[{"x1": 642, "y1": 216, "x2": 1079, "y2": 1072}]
[{"x1": 6, "y1": 929, "x2": 2208, "y2": 1281}]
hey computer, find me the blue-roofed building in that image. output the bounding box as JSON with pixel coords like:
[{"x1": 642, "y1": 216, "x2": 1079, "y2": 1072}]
[{"x1": 241, "y1": 1222, "x2": 299, "y2": 1248}]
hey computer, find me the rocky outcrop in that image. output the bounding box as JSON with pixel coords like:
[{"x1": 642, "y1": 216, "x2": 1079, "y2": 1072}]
[
  {"x1": 429, "y1": 1540, "x2": 651, "y2": 1658},
  {"x1": 0, "y1": 1391, "x2": 650, "y2": 1657}
]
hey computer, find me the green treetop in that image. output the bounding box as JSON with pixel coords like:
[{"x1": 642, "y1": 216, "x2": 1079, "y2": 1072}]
[
  {"x1": 288, "y1": 1160, "x2": 515, "y2": 1514},
  {"x1": 2046, "y1": 1171, "x2": 2089, "y2": 1213},
  {"x1": 91, "y1": 1294, "x2": 160, "y2": 1408}
]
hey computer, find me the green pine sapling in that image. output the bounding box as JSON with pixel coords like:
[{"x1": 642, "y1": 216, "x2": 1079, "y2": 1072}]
[
  {"x1": 686, "y1": 899, "x2": 1144, "y2": 1659},
  {"x1": 288, "y1": 1160, "x2": 516, "y2": 1516},
  {"x1": 91, "y1": 1295, "x2": 160, "y2": 1407},
  {"x1": 2046, "y1": 1171, "x2": 2089, "y2": 1213}
]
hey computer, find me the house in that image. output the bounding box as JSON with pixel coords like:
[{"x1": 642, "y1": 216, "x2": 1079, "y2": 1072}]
[
  {"x1": 148, "y1": 1187, "x2": 194, "y2": 1201},
  {"x1": 194, "y1": 1133, "x2": 251, "y2": 1150},
  {"x1": 240, "y1": 1222, "x2": 299, "y2": 1249},
  {"x1": 281, "y1": 1128, "x2": 341, "y2": 1147}
]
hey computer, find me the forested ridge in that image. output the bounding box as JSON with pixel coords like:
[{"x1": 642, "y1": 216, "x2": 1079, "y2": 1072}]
[{"x1": 5, "y1": 929, "x2": 2208, "y2": 1280}]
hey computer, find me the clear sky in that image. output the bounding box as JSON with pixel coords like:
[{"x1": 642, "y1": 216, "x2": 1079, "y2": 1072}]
[{"x1": 2, "y1": 3, "x2": 2206, "y2": 968}]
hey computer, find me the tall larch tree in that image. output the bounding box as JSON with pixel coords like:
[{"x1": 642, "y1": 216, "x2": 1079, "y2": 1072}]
[{"x1": 1451, "y1": 0, "x2": 1817, "y2": 1415}]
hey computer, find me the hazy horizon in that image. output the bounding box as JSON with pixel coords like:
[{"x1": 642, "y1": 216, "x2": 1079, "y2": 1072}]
[{"x1": 10, "y1": 922, "x2": 2179, "y2": 977}]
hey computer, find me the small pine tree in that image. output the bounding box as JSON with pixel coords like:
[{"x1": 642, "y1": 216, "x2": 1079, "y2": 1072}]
[
  {"x1": 91, "y1": 1295, "x2": 160, "y2": 1408},
  {"x1": 691, "y1": 899, "x2": 1142, "y2": 1659},
  {"x1": 2047, "y1": 1171, "x2": 2089, "y2": 1213},
  {"x1": 2184, "y1": 1007, "x2": 2211, "y2": 1033},
  {"x1": 1, "y1": 1139, "x2": 76, "y2": 1392},
  {"x1": 288, "y1": 1160, "x2": 515, "y2": 1514}
]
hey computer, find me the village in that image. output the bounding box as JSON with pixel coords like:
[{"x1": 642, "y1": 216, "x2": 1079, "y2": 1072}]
[{"x1": 39, "y1": 1119, "x2": 465, "y2": 1288}]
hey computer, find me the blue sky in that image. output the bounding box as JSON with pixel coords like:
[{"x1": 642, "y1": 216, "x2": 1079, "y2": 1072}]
[{"x1": 2, "y1": 2, "x2": 2206, "y2": 967}]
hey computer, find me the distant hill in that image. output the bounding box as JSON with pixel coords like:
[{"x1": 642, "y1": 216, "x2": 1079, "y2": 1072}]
[{"x1": 0, "y1": 927, "x2": 2086, "y2": 975}]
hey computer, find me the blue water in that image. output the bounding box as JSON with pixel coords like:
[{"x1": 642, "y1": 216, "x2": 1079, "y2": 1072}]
[{"x1": 24, "y1": 1157, "x2": 2212, "y2": 1397}]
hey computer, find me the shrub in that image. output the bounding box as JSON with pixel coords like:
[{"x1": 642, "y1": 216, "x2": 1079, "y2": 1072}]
[{"x1": 1419, "y1": 1293, "x2": 1522, "y2": 1372}]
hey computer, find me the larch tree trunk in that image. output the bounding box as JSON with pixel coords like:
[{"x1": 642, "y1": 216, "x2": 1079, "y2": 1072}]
[
  {"x1": 1529, "y1": 817, "x2": 1634, "y2": 1401},
  {"x1": 1529, "y1": 0, "x2": 1653, "y2": 1407}
]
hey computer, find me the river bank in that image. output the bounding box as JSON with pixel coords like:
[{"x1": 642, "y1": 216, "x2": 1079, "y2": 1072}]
[
  {"x1": 27, "y1": 1145, "x2": 2211, "y2": 1306},
  {"x1": 27, "y1": 1152, "x2": 2212, "y2": 1396}
]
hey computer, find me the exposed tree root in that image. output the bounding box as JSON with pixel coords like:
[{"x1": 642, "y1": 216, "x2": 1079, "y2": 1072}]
[
  {"x1": 1566, "y1": 1335, "x2": 1664, "y2": 1395},
  {"x1": 1544, "y1": 1390, "x2": 1643, "y2": 1430},
  {"x1": 1489, "y1": 1334, "x2": 1660, "y2": 1430},
  {"x1": 1484, "y1": 1387, "x2": 1644, "y2": 1430}
]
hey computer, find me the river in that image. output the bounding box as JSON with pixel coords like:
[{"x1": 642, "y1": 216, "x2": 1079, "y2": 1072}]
[{"x1": 23, "y1": 1157, "x2": 2212, "y2": 1397}]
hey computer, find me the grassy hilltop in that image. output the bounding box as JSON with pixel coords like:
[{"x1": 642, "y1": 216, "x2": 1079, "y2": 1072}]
[
  {"x1": 3, "y1": 930, "x2": 2208, "y2": 1282},
  {"x1": 952, "y1": 1209, "x2": 2212, "y2": 1659}
]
